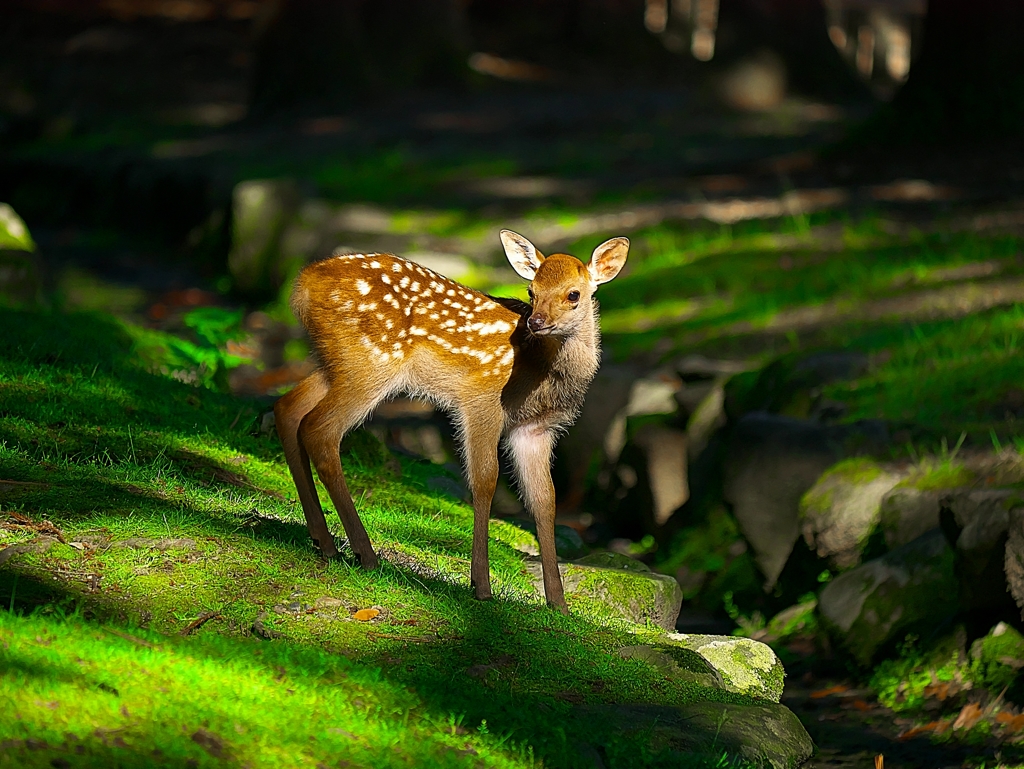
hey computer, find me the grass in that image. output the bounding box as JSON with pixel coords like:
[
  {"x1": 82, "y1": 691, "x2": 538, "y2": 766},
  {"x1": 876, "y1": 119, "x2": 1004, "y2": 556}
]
[
  {"x1": 0, "y1": 306, "x2": 757, "y2": 768},
  {"x1": 590, "y1": 213, "x2": 1024, "y2": 448}
]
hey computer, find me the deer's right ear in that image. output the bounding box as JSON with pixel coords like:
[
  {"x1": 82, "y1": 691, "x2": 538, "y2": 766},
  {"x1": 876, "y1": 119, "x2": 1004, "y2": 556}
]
[{"x1": 501, "y1": 229, "x2": 544, "y2": 280}]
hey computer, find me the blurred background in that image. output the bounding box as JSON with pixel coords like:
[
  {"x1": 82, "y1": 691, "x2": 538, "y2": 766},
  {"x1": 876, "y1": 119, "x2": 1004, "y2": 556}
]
[{"x1": 3, "y1": 0, "x2": 1024, "y2": 755}]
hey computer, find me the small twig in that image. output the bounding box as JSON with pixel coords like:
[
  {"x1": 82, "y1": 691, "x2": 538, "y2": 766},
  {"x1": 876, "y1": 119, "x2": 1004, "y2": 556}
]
[
  {"x1": 103, "y1": 628, "x2": 156, "y2": 648},
  {"x1": 180, "y1": 610, "x2": 221, "y2": 636},
  {"x1": 229, "y1": 407, "x2": 247, "y2": 431}
]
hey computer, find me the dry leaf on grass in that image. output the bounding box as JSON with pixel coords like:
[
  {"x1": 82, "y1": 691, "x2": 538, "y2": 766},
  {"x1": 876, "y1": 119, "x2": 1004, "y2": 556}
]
[
  {"x1": 995, "y1": 711, "x2": 1024, "y2": 732},
  {"x1": 952, "y1": 702, "x2": 984, "y2": 731},
  {"x1": 352, "y1": 608, "x2": 380, "y2": 621}
]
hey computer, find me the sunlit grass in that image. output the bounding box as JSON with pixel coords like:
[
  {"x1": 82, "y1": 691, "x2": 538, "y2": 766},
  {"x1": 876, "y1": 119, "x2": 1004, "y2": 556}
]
[{"x1": 0, "y1": 306, "x2": 755, "y2": 768}]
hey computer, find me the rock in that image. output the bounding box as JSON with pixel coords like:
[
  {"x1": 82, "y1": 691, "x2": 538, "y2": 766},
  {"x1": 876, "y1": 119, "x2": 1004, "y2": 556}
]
[
  {"x1": 799, "y1": 458, "x2": 903, "y2": 568},
  {"x1": 818, "y1": 528, "x2": 957, "y2": 666},
  {"x1": 719, "y1": 50, "x2": 787, "y2": 112},
  {"x1": 0, "y1": 536, "x2": 56, "y2": 566},
  {"x1": 616, "y1": 644, "x2": 725, "y2": 690},
  {"x1": 724, "y1": 413, "x2": 889, "y2": 588},
  {"x1": 879, "y1": 485, "x2": 944, "y2": 549},
  {"x1": 0, "y1": 203, "x2": 36, "y2": 251},
  {"x1": 511, "y1": 521, "x2": 588, "y2": 559},
  {"x1": 604, "y1": 370, "x2": 681, "y2": 463},
  {"x1": 630, "y1": 425, "x2": 689, "y2": 526},
  {"x1": 228, "y1": 179, "x2": 300, "y2": 297},
  {"x1": 685, "y1": 379, "x2": 727, "y2": 460},
  {"x1": 573, "y1": 701, "x2": 813, "y2": 769},
  {"x1": 252, "y1": 611, "x2": 282, "y2": 640},
  {"x1": 1005, "y1": 507, "x2": 1024, "y2": 618},
  {"x1": 942, "y1": 489, "x2": 1019, "y2": 615},
  {"x1": 0, "y1": 203, "x2": 41, "y2": 307},
  {"x1": 666, "y1": 633, "x2": 785, "y2": 702},
  {"x1": 969, "y1": 622, "x2": 1024, "y2": 694},
  {"x1": 526, "y1": 551, "x2": 682, "y2": 629}
]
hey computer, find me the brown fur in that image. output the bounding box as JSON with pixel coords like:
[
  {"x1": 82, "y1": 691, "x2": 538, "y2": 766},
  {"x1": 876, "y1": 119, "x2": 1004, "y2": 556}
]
[{"x1": 274, "y1": 231, "x2": 628, "y2": 610}]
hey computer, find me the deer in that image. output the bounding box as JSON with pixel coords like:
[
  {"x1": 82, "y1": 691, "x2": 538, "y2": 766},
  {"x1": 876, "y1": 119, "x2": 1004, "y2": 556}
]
[{"x1": 274, "y1": 229, "x2": 629, "y2": 611}]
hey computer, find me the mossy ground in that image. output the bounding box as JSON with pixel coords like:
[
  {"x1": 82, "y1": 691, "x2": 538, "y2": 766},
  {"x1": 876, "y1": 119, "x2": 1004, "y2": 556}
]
[{"x1": 0, "y1": 307, "x2": 756, "y2": 769}]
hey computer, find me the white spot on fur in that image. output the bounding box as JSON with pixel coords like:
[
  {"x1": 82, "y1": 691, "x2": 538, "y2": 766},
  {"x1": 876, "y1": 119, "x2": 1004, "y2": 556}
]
[
  {"x1": 392, "y1": 262, "x2": 402, "y2": 272},
  {"x1": 370, "y1": 261, "x2": 381, "y2": 269},
  {"x1": 355, "y1": 279, "x2": 371, "y2": 295},
  {"x1": 381, "y1": 274, "x2": 391, "y2": 285}
]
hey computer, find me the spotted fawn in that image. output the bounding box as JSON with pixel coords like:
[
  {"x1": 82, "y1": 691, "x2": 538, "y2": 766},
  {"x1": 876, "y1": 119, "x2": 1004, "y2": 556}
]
[{"x1": 274, "y1": 229, "x2": 629, "y2": 610}]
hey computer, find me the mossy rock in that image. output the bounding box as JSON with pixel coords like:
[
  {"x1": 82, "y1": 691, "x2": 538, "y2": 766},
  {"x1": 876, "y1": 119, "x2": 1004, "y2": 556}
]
[
  {"x1": 799, "y1": 458, "x2": 903, "y2": 569},
  {"x1": 970, "y1": 622, "x2": 1024, "y2": 696},
  {"x1": 617, "y1": 644, "x2": 725, "y2": 690},
  {"x1": 573, "y1": 700, "x2": 813, "y2": 769},
  {"x1": 667, "y1": 633, "x2": 786, "y2": 702},
  {"x1": 818, "y1": 528, "x2": 957, "y2": 666},
  {"x1": 0, "y1": 203, "x2": 36, "y2": 252},
  {"x1": 525, "y1": 552, "x2": 682, "y2": 629}
]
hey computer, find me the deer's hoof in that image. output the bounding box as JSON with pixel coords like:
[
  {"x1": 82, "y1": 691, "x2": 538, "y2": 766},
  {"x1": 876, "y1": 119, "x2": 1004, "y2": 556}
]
[
  {"x1": 357, "y1": 551, "x2": 380, "y2": 570},
  {"x1": 547, "y1": 600, "x2": 569, "y2": 615},
  {"x1": 472, "y1": 583, "x2": 493, "y2": 601}
]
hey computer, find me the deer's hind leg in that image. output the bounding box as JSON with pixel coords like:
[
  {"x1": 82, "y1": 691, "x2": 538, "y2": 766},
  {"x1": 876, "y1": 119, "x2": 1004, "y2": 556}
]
[
  {"x1": 275, "y1": 369, "x2": 338, "y2": 557},
  {"x1": 299, "y1": 377, "x2": 384, "y2": 570}
]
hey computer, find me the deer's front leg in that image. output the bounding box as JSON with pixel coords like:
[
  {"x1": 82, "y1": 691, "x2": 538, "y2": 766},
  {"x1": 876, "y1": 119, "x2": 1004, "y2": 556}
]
[
  {"x1": 508, "y1": 424, "x2": 567, "y2": 612},
  {"x1": 460, "y1": 406, "x2": 504, "y2": 600}
]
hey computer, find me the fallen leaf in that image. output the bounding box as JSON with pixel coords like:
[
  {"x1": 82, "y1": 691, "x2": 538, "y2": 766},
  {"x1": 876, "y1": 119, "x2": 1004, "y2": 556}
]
[
  {"x1": 952, "y1": 702, "x2": 984, "y2": 731},
  {"x1": 874, "y1": 755, "x2": 883, "y2": 769},
  {"x1": 810, "y1": 684, "x2": 849, "y2": 699},
  {"x1": 996, "y1": 711, "x2": 1024, "y2": 732},
  {"x1": 353, "y1": 608, "x2": 380, "y2": 622},
  {"x1": 850, "y1": 699, "x2": 874, "y2": 711},
  {"x1": 898, "y1": 720, "x2": 950, "y2": 740}
]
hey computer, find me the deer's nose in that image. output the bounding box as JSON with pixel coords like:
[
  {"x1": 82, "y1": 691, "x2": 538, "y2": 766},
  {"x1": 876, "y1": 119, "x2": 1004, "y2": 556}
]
[{"x1": 527, "y1": 313, "x2": 548, "y2": 332}]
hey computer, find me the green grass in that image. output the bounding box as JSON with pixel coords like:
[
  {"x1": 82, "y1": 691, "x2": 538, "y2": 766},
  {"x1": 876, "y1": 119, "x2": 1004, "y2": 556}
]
[
  {"x1": 591, "y1": 214, "x2": 1024, "y2": 447},
  {"x1": 0, "y1": 307, "x2": 756, "y2": 768}
]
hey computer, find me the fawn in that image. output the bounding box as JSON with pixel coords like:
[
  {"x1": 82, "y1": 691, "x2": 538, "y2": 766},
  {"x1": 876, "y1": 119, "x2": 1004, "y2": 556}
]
[{"x1": 274, "y1": 229, "x2": 628, "y2": 610}]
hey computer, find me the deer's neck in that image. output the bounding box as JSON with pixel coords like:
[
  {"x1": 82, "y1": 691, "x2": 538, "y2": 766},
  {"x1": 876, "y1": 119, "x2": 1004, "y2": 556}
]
[{"x1": 551, "y1": 300, "x2": 601, "y2": 386}]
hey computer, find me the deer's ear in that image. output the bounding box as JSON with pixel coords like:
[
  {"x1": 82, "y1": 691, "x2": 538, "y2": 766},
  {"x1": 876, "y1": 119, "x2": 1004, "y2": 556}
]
[
  {"x1": 501, "y1": 229, "x2": 544, "y2": 280},
  {"x1": 589, "y1": 237, "x2": 629, "y2": 285}
]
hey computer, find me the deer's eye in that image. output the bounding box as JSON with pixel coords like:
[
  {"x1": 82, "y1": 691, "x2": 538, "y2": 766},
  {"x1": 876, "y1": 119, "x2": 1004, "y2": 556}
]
[
  {"x1": 567, "y1": 290, "x2": 580, "y2": 303},
  {"x1": 527, "y1": 288, "x2": 534, "y2": 300}
]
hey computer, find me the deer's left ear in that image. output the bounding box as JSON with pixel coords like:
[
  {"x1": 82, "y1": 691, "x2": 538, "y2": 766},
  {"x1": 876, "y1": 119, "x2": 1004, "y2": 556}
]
[
  {"x1": 501, "y1": 229, "x2": 545, "y2": 281},
  {"x1": 589, "y1": 237, "x2": 629, "y2": 285}
]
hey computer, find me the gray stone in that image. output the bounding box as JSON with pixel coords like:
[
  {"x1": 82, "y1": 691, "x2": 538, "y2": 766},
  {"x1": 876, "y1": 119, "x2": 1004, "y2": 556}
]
[
  {"x1": 879, "y1": 485, "x2": 943, "y2": 549},
  {"x1": 943, "y1": 489, "x2": 1019, "y2": 614},
  {"x1": 632, "y1": 425, "x2": 688, "y2": 526},
  {"x1": 666, "y1": 633, "x2": 785, "y2": 702},
  {"x1": 818, "y1": 528, "x2": 957, "y2": 666},
  {"x1": 724, "y1": 413, "x2": 889, "y2": 587},
  {"x1": 723, "y1": 413, "x2": 842, "y2": 588},
  {"x1": 228, "y1": 179, "x2": 300, "y2": 296},
  {"x1": 1005, "y1": 507, "x2": 1024, "y2": 618},
  {"x1": 0, "y1": 203, "x2": 35, "y2": 251},
  {"x1": 573, "y1": 701, "x2": 813, "y2": 769},
  {"x1": 525, "y1": 552, "x2": 682, "y2": 629},
  {"x1": 799, "y1": 459, "x2": 903, "y2": 568}
]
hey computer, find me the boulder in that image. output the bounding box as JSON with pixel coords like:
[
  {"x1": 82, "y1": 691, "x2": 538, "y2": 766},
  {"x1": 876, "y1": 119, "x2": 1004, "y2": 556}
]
[
  {"x1": 572, "y1": 701, "x2": 813, "y2": 769},
  {"x1": 0, "y1": 203, "x2": 41, "y2": 307},
  {"x1": 629, "y1": 424, "x2": 689, "y2": 526},
  {"x1": 0, "y1": 203, "x2": 35, "y2": 251},
  {"x1": 525, "y1": 551, "x2": 682, "y2": 629},
  {"x1": 228, "y1": 179, "x2": 300, "y2": 297},
  {"x1": 723, "y1": 412, "x2": 887, "y2": 588},
  {"x1": 666, "y1": 633, "x2": 786, "y2": 702},
  {"x1": 879, "y1": 485, "x2": 944, "y2": 549},
  {"x1": 941, "y1": 489, "x2": 1019, "y2": 615},
  {"x1": 969, "y1": 621, "x2": 1024, "y2": 695},
  {"x1": 616, "y1": 644, "x2": 725, "y2": 690},
  {"x1": 1002, "y1": 506, "x2": 1024, "y2": 618},
  {"x1": 818, "y1": 528, "x2": 957, "y2": 666},
  {"x1": 799, "y1": 458, "x2": 903, "y2": 568}
]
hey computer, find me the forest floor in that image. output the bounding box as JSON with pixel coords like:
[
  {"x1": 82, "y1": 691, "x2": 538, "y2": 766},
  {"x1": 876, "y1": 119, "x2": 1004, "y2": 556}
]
[{"x1": 5, "y1": 9, "x2": 1024, "y2": 767}]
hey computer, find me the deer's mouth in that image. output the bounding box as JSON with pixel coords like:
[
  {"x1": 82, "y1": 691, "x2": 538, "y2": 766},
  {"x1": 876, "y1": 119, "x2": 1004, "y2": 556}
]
[{"x1": 528, "y1": 324, "x2": 556, "y2": 336}]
